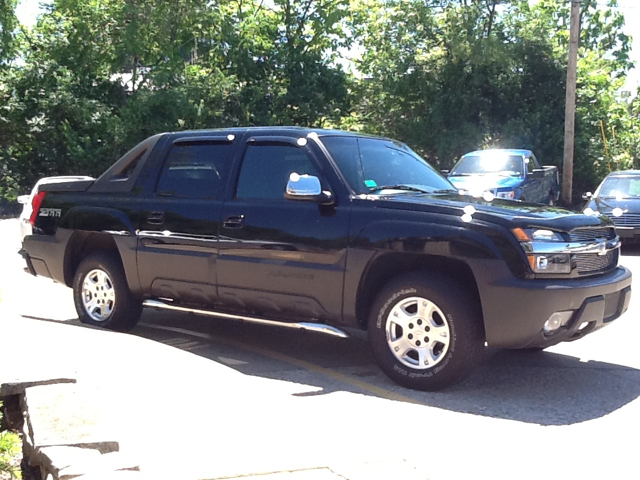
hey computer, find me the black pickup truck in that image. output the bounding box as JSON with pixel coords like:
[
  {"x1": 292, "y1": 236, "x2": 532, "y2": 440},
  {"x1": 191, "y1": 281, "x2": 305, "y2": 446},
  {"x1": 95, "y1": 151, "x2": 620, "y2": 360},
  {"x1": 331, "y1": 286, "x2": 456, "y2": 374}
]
[{"x1": 20, "y1": 127, "x2": 632, "y2": 390}]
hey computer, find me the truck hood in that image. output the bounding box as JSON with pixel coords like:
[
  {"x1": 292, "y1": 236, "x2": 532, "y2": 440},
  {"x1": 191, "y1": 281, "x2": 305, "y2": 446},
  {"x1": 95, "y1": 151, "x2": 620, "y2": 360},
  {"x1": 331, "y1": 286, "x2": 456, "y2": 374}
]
[
  {"x1": 448, "y1": 174, "x2": 522, "y2": 192},
  {"x1": 366, "y1": 192, "x2": 612, "y2": 231}
]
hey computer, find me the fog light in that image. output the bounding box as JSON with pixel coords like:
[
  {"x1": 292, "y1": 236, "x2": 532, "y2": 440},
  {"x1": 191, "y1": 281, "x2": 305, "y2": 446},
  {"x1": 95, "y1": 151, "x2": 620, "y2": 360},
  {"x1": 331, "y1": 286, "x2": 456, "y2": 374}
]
[{"x1": 543, "y1": 311, "x2": 573, "y2": 335}]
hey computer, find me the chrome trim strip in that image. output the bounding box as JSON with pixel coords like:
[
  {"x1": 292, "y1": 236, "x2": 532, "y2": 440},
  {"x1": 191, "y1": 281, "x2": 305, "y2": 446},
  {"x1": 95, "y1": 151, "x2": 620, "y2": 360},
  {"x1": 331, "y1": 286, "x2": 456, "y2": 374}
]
[
  {"x1": 137, "y1": 230, "x2": 219, "y2": 242},
  {"x1": 142, "y1": 299, "x2": 349, "y2": 338},
  {"x1": 521, "y1": 236, "x2": 620, "y2": 256}
]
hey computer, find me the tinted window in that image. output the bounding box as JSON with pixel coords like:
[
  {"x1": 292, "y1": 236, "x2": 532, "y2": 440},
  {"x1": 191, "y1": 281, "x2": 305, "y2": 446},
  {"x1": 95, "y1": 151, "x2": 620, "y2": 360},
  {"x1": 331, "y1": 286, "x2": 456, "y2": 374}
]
[
  {"x1": 235, "y1": 145, "x2": 320, "y2": 199},
  {"x1": 320, "y1": 136, "x2": 362, "y2": 190},
  {"x1": 322, "y1": 136, "x2": 452, "y2": 194},
  {"x1": 156, "y1": 143, "x2": 232, "y2": 198},
  {"x1": 112, "y1": 150, "x2": 145, "y2": 181}
]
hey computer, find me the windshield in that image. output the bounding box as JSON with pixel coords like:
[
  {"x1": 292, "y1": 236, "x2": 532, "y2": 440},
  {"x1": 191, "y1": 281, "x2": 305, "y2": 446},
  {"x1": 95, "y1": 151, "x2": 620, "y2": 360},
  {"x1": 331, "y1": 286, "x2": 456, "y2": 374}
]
[
  {"x1": 598, "y1": 176, "x2": 640, "y2": 198},
  {"x1": 321, "y1": 136, "x2": 454, "y2": 195},
  {"x1": 450, "y1": 154, "x2": 524, "y2": 176}
]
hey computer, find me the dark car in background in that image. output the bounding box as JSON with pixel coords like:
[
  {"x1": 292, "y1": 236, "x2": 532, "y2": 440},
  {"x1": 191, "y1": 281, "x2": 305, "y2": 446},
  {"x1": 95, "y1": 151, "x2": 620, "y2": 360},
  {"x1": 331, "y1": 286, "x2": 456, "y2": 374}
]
[{"x1": 583, "y1": 170, "x2": 640, "y2": 243}]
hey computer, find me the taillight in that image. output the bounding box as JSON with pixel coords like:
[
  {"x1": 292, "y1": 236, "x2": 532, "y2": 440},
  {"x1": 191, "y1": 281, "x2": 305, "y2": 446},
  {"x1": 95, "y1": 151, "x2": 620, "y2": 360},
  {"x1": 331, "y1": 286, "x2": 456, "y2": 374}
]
[{"x1": 29, "y1": 191, "x2": 46, "y2": 227}]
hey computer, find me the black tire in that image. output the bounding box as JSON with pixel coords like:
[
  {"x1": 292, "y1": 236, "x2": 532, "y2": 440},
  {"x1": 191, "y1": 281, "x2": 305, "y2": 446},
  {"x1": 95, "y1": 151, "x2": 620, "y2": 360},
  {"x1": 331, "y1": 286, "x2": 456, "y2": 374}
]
[
  {"x1": 368, "y1": 273, "x2": 484, "y2": 391},
  {"x1": 73, "y1": 252, "x2": 143, "y2": 331}
]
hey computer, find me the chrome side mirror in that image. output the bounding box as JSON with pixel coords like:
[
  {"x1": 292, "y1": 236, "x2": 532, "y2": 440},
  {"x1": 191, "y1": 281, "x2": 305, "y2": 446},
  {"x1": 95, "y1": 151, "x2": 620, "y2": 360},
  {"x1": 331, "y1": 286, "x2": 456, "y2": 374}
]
[
  {"x1": 285, "y1": 173, "x2": 334, "y2": 205},
  {"x1": 582, "y1": 192, "x2": 593, "y2": 201}
]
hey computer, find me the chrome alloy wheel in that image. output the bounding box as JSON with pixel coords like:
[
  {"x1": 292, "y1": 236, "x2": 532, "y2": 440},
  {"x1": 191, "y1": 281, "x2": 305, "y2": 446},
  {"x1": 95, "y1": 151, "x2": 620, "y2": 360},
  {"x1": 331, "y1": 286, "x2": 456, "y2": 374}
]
[
  {"x1": 81, "y1": 268, "x2": 116, "y2": 322},
  {"x1": 385, "y1": 296, "x2": 451, "y2": 369}
]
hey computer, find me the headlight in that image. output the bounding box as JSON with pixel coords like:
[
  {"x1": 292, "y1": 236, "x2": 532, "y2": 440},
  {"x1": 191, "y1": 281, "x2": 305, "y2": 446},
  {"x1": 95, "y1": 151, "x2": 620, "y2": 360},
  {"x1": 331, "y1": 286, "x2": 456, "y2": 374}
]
[
  {"x1": 527, "y1": 253, "x2": 571, "y2": 274},
  {"x1": 512, "y1": 228, "x2": 565, "y2": 242},
  {"x1": 496, "y1": 190, "x2": 515, "y2": 199},
  {"x1": 512, "y1": 228, "x2": 571, "y2": 274}
]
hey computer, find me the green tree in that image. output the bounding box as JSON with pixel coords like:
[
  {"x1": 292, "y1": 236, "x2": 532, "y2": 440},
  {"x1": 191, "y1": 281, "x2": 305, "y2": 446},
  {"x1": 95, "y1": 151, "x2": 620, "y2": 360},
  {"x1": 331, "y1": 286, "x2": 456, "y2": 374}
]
[
  {"x1": 348, "y1": 0, "x2": 637, "y2": 203},
  {"x1": 0, "y1": 0, "x2": 18, "y2": 64}
]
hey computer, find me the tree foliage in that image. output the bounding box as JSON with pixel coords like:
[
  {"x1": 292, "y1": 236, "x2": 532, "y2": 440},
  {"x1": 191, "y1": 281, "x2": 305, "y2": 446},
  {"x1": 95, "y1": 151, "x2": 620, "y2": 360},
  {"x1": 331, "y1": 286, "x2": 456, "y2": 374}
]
[{"x1": 0, "y1": 0, "x2": 638, "y2": 203}]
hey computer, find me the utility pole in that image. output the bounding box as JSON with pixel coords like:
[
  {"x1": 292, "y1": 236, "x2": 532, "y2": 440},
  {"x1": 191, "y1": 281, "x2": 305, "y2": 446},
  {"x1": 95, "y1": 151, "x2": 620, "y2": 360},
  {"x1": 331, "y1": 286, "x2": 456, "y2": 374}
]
[{"x1": 562, "y1": 0, "x2": 581, "y2": 206}]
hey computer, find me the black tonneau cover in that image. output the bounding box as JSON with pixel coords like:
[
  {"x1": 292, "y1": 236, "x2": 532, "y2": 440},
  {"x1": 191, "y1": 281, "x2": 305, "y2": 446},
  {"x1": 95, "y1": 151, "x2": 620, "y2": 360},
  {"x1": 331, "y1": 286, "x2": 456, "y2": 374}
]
[{"x1": 39, "y1": 179, "x2": 95, "y2": 193}]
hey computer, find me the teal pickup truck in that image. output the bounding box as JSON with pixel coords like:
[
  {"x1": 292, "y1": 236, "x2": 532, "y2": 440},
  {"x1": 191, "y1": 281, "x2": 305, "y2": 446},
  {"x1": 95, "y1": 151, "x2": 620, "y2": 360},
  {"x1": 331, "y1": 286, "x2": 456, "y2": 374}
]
[{"x1": 446, "y1": 149, "x2": 560, "y2": 205}]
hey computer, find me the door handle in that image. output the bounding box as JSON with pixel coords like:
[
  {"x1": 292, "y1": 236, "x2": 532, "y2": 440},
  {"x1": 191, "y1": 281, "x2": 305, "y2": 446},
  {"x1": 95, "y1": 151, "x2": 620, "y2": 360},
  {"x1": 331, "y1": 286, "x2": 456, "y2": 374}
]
[
  {"x1": 147, "y1": 211, "x2": 165, "y2": 225},
  {"x1": 223, "y1": 215, "x2": 244, "y2": 229}
]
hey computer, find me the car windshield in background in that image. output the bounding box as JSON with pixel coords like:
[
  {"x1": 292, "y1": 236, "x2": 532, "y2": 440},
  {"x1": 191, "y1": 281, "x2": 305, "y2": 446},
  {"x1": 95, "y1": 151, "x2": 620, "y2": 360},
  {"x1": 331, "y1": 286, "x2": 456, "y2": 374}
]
[
  {"x1": 598, "y1": 176, "x2": 640, "y2": 198},
  {"x1": 321, "y1": 136, "x2": 454, "y2": 195},
  {"x1": 450, "y1": 154, "x2": 524, "y2": 176}
]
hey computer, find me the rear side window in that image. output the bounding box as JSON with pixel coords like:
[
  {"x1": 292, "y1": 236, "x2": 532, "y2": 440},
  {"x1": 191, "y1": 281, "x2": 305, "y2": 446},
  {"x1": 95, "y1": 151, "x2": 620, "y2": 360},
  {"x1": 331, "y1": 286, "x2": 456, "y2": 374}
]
[
  {"x1": 156, "y1": 143, "x2": 232, "y2": 199},
  {"x1": 111, "y1": 149, "x2": 146, "y2": 182},
  {"x1": 235, "y1": 145, "x2": 320, "y2": 199}
]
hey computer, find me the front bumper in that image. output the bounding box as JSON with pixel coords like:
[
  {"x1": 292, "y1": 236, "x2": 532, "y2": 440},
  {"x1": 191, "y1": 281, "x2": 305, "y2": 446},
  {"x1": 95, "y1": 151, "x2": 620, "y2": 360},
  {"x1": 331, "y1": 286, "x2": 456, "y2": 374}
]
[{"x1": 474, "y1": 261, "x2": 632, "y2": 349}]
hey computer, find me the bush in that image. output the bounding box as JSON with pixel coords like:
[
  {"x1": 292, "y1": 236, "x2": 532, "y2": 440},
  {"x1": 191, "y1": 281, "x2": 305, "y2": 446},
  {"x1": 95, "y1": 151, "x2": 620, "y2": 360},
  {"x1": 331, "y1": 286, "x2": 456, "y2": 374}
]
[{"x1": 0, "y1": 402, "x2": 22, "y2": 480}]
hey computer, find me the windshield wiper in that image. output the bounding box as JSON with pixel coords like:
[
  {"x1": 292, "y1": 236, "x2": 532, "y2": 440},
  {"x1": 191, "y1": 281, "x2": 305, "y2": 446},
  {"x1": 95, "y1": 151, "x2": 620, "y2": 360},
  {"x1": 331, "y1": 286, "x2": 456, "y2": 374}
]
[
  {"x1": 431, "y1": 188, "x2": 459, "y2": 194},
  {"x1": 369, "y1": 184, "x2": 431, "y2": 194}
]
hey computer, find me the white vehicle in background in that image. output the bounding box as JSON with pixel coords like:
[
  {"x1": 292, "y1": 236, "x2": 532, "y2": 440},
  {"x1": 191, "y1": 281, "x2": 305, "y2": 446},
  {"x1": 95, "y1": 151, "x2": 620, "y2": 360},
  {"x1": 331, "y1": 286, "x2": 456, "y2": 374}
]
[{"x1": 18, "y1": 176, "x2": 94, "y2": 240}]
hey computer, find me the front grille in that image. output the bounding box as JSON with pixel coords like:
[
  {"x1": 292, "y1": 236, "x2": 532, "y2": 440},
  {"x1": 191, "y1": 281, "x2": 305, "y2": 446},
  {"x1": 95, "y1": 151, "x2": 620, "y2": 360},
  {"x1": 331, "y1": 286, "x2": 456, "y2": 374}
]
[
  {"x1": 568, "y1": 227, "x2": 616, "y2": 242},
  {"x1": 567, "y1": 227, "x2": 618, "y2": 276},
  {"x1": 603, "y1": 213, "x2": 640, "y2": 228},
  {"x1": 574, "y1": 249, "x2": 618, "y2": 275}
]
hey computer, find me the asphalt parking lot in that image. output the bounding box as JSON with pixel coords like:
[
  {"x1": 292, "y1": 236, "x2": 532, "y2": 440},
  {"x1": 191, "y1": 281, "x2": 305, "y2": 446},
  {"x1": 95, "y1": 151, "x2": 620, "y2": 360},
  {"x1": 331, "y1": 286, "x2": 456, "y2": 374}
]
[{"x1": 1, "y1": 217, "x2": 639, "y2": 479}]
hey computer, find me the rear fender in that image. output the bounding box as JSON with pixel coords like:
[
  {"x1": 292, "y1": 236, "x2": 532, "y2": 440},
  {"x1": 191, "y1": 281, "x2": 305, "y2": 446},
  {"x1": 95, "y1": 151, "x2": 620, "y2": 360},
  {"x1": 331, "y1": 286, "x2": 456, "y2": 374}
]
[
  {"x1": 59, "y1": 207, "x2": 140, "y2": 294},
  {"x1": 59, "y1": 206, "x2": 136, "y2": 235}
]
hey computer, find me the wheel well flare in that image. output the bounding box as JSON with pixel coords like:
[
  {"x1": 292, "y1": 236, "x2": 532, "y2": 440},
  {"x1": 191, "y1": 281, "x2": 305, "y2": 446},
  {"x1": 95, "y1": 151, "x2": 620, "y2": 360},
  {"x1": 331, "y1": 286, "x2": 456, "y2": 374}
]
[{"x1": 356, "y1": 254, "x2": 483, "y2": 330}]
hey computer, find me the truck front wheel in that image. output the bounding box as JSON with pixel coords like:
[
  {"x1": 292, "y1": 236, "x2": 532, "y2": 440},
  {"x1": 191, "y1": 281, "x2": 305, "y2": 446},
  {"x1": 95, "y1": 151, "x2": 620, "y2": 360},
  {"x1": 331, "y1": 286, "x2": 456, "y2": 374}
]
[
  {"x1": 73, "y1": 253, "x2": 142, "y2": 331},
  {"x1": 368, "y1": 273, "x2": 484, "y2": 391}
]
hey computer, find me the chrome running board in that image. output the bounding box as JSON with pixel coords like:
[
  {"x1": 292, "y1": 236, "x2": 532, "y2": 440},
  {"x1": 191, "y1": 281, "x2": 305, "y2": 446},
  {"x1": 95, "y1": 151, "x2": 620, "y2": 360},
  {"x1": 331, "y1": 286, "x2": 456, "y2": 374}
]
[{"x1": 142, "y1": 299, "x2": 349, "y2": 338}]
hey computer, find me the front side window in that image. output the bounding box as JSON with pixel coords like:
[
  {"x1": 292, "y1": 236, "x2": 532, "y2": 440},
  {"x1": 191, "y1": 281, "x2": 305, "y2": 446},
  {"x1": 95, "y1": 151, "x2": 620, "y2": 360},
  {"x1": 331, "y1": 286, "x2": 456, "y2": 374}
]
[
  {"x1": 322, "y1": 136, "x2": 453, "y2": 194},
  {"x1": 235, "y1": 144, "x2": 320, "y2": 199},
  {"x1": 156, "y1": 143, "x2": 232, "y2": 199}
]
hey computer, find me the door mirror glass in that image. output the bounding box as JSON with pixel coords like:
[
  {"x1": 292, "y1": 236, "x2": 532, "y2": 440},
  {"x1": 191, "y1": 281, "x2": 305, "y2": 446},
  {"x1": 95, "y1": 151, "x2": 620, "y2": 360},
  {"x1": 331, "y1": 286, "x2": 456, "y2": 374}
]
[
  {"x1": 286, "y1": 173, "x2": 322, "y2": 196},
  {"x1": 285, "y1": 173, "x2": 333, "y2": 205}
]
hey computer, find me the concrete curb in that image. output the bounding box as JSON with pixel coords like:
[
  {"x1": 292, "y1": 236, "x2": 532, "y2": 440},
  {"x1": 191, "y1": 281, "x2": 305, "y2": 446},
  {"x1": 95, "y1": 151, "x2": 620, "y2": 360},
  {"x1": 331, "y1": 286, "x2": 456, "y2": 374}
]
[{"x1": 2, "y1": 380, "x2": 145, "y2": 480}]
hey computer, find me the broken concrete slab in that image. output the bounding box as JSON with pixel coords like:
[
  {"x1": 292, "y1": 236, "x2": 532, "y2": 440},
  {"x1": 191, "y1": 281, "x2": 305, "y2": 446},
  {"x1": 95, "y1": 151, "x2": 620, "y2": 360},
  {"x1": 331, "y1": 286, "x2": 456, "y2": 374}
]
[
  {"x1": 21, "y1": 383, "x2": 119, "y2": 454},
  {"x1": 35, "y1": 446, "x2": 102, "y2": 479},
  {"x1": 1, "y1": 378, "x2": 76, "y2": 397},
  {"x1": 36, "y1": 447, "x2": 139, "y2": 480}
]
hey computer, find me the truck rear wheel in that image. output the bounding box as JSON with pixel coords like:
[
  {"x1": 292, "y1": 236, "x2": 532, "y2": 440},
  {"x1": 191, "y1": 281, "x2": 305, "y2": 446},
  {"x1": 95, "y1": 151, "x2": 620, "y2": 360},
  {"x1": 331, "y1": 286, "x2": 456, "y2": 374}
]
[
  {"x1": 73, "y1": 252, "x2": 142, "y2": 331},
  {"x1": 368, "y1": 273, "x2": 483, "y2": 391}
]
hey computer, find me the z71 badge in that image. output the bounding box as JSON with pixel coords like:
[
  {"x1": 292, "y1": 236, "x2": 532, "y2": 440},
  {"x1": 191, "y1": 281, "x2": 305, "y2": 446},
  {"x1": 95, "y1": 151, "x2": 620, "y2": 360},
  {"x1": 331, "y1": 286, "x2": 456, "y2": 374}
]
[{"x1": 39, "y1": 208, "x2": 62, "y2": 217}]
